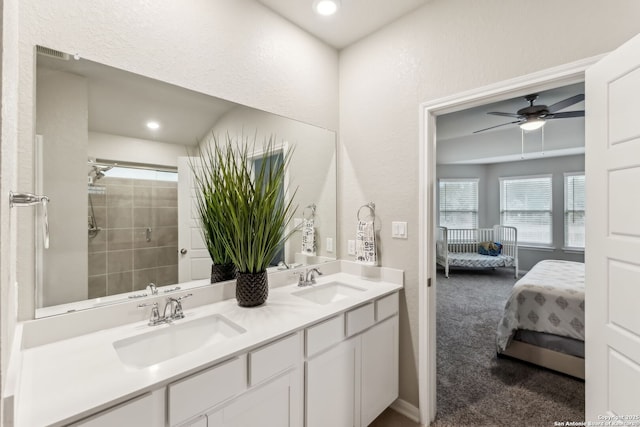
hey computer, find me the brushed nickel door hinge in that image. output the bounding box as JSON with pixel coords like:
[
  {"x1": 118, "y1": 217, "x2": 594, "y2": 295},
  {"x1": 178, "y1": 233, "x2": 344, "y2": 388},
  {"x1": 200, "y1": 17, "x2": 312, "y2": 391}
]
[{"x1": 427, "y1": 277, "x2": 432, "y2": 287}]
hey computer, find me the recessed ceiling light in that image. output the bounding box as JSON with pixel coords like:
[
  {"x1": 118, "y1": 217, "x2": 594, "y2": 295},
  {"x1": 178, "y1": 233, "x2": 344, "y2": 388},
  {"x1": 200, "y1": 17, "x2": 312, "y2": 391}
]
[
  {"x1": 313, "y1": 0, "x2": 340, "y2": 16},
  {"x1": 146, "y1": 121, "x2": 160, "y2": 130}
]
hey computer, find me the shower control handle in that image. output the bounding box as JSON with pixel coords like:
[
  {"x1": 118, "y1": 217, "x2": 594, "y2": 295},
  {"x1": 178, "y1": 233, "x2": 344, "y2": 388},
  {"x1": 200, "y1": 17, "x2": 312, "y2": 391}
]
[{"x1": 180, "y1": 248, "x2": 188, "y2": 255}]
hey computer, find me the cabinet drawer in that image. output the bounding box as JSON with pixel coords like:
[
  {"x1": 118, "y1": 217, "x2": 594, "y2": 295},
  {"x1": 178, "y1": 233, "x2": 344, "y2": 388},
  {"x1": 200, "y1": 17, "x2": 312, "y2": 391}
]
[
  {"x1": 376, "y1": 292, "x2": 399, "y2": 321},
  {"x1": 168, "y1": 355, "x2": 246, "y2": 426},
  {"x1": 306, "y1": 314, "x2": 345, "y2": 357},
  {"x1": 73, "y1": 392, "x2": 162, "y2": 427},
  {"x1": 249, "y1": 333, "x2": 300, "y2": 386},
  {"x1": 346, "y1": 303, "x2": 375, "y2": 337}
]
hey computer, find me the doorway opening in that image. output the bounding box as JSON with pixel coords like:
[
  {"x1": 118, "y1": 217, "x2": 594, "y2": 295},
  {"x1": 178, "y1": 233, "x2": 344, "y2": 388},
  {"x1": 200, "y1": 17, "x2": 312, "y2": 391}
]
[
  {"x1": 432, "y1": 83, "x2": 586, "y2": 425},
  {"x1": 417, "y1": 56, "x2": 601, "y2": 425}
]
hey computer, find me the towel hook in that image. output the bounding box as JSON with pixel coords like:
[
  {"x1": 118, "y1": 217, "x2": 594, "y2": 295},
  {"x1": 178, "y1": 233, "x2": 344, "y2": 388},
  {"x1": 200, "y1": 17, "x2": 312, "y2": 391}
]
[
  {"x1": 357, "y1": 202, "x2": 375, "y2": 221},
  {"x1": 303, "y1": 203, "x2": 316, "y2": 220}
]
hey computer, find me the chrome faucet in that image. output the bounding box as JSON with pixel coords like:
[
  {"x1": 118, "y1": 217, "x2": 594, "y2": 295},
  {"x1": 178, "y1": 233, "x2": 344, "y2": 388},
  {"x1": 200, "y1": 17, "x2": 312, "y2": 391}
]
[
  {"x1": 146, "y1": 283, "x2": 158, "y2": 295},
  {"x1": 138, "y1": 302, "x2": 164, "y2": 326},
  {"x1": 163, "y1": 294, "x2": 193, "y2": 321},
  {"x1": 138, "y1": 293, "x2": 193, "y2": 326},
  {"x1": 297, "y1": 268, "x2": 323, "y2": 287}
]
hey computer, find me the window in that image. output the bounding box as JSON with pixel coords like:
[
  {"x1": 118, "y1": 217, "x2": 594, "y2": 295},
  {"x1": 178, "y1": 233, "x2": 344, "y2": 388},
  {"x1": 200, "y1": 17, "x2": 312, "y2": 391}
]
[
  {"x1": 564, "y1": 173, "x2": 585, "y2": 249},
  {"x1": 438, "y1": 179, "x2": 478, "y2": 229},
  {"x1": 500, "y1": 175, "x2": 552, "y2": 245}
]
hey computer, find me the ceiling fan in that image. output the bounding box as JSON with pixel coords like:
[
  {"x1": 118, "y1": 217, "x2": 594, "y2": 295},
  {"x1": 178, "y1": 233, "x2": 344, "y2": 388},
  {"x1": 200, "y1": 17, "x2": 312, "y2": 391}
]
[{"x1": 473, "y1": 93, "x2": 585, "y2": 133}]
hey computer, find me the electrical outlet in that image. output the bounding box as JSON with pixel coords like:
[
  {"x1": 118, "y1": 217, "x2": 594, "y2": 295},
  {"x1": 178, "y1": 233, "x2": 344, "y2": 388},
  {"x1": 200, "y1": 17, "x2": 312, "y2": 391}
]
[{"x1": 347, "y1": 240, "x2": 356, "y2": 255}]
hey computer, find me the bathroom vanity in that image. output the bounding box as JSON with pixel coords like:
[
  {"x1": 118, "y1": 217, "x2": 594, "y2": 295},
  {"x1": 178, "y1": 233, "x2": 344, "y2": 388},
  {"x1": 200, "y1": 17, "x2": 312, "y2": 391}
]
[{"x1": 5, "y1": 262, "x2": 402, "y2": 426}]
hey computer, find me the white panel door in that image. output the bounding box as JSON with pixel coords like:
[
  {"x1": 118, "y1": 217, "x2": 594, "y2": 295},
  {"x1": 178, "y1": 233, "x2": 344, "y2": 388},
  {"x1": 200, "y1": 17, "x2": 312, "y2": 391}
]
[
  {"x1": 177, "y1": 157, "x2": 212, "y2": 282},
  {"x1": 585, "y1": 32, "x2": 640, "y2": 421}
]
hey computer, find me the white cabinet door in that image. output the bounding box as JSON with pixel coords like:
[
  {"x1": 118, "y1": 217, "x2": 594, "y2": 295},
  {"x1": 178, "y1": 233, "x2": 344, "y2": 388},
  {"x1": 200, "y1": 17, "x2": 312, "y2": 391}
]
[
  {"x1": 306, "y1": 338, "x2": 360, "y2": 427},
  {"x1": 360, "y1": 315, "x2": 399, "y2": 427},
  {"x1": 207, "y1": 370, "x2": 302, "y2": 427},
  {"x1": 73, "y1": 389, "x2": 164, "y2": 427}
]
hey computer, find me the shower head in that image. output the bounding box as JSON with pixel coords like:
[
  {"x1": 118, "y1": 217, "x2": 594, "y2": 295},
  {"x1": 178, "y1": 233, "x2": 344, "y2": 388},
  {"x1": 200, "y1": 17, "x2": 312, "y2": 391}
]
[
  {"x1": 88, "y1": 164, "x2": 114, "y2": 183},
  {"x1": 94, "y1": 165, "x2": 113, "y2": 180}
]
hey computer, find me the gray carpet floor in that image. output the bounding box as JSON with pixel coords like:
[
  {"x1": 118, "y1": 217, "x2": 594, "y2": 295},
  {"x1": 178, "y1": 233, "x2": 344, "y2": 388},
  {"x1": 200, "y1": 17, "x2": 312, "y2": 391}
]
[{"x1": 433, "y1": 268, "x2": 585, "y2": 427}]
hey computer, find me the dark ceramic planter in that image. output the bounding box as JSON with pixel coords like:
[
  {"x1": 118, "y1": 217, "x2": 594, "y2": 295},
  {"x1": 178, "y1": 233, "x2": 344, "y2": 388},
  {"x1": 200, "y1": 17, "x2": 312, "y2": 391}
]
[
  {"x1": 210, "y1": 263, "x2": 237, "y2": 283},
  {"x1": 236, "y1": 271, "x2": 268, "y2": 307}
]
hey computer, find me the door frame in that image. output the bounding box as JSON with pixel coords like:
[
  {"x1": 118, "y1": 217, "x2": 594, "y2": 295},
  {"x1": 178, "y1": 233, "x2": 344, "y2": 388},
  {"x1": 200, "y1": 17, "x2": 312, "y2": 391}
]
[{"x1": 417, "y1": 55, "x2": 603, "y2": 424}]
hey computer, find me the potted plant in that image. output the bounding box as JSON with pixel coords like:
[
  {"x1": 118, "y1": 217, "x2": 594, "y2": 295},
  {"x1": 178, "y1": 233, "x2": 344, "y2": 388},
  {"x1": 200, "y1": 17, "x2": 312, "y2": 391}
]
[
  {"x1": 191, "y1": 139, "x2": 237, "y2": 283},
  {"x1": 195, "y1": 133, "x2": 297, "y2": 306}
]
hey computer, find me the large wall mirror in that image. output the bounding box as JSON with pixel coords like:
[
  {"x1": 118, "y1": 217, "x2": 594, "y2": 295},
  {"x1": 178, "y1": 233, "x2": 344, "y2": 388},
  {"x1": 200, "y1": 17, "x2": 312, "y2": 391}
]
[{"x1": 35, "y1": 45, "x2": 337, "y2": 318}]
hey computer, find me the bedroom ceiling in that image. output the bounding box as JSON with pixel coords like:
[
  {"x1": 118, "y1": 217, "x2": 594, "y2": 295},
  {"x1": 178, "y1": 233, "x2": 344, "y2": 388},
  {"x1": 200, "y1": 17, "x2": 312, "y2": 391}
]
[
  {"x1": 255, "y1": 0, "x2": 429, "y2": 49},
  {"x1": 437, "y1": 83, "x2": 585, "y2": 141},
  {"x1": 436, "y1": 83, "x2": 586, "y2": 164}
]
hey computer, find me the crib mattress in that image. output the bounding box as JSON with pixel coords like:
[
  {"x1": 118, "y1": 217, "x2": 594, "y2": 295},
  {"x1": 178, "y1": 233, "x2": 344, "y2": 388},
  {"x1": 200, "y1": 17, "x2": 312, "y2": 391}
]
[{"x1": 447, "y1": 252, "x2": 515, "y2": 268}]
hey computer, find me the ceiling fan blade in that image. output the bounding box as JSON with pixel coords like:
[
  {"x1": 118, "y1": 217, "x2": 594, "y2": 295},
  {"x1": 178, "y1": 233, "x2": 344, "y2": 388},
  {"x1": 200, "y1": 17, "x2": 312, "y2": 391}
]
[
  {"x1": 473, "y1": 120, "x2": 521, "y2": 134},
  {"x1": 487, "y1": 112, "x2": 521, "y2": 118},
  {"x1": 547, "y1": 110, "x2": 585, "y2": 119},
  {"x1": 548, "y1": 94, "x2": 585, "y2": 113}
]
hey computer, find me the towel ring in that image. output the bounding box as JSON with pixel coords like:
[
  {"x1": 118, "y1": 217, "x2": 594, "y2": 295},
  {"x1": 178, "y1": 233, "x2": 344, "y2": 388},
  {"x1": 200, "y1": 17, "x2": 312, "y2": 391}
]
[
  {"x1": 357, "y1": 202, "x2": 375, "y2": 221},
  {"x1": 303, "y1": 204, "x2": 316, "y2": 220}
]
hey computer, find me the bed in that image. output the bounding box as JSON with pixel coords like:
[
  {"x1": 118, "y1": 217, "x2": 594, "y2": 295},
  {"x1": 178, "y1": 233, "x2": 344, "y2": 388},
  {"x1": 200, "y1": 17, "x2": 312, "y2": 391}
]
[
  {"x1": 496, "y1": 259, "x2": 585, "y2": 379},
  {"x1": 436, "y1": 225, "x2": 518, "y2": 278}
]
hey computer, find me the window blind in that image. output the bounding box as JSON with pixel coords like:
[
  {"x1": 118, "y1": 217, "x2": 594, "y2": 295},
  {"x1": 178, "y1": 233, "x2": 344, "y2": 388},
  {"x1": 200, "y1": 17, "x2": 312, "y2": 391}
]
[
  {"x1": 439, "y1": 179, "x2": 478, "y2": 229},
  {"x1": 500, "y1": 175, "x2": 552, "y2": 245},
  {"x1": 564, "y1": 173, "x2": 585, "y2": 248}
]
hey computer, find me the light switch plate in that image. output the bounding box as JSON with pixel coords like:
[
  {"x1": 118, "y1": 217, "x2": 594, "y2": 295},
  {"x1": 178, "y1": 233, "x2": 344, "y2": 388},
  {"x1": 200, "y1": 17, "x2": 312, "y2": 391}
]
[
  {"x1": 326, "y1": 237, "x2": 334, "y2": 253},
  {"x1": 391, "y1": 221, "x2": 408, "y2": 239},
  {"x1": 347, "y1": 240, "x2": 356, "y2": 255}
]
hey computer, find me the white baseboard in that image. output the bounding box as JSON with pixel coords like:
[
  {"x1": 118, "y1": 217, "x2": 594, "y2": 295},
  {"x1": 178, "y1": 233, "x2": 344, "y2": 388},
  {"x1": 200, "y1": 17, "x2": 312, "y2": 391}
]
[{"x1": 390, "y1": 398, "x2": 421, "y2": 423}]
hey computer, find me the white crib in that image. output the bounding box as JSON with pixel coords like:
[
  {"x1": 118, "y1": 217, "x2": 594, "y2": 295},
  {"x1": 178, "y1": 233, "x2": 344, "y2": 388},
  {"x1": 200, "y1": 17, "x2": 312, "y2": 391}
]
[{"x1": 436, "y1": 225, "x2": 518, "y2": 278}]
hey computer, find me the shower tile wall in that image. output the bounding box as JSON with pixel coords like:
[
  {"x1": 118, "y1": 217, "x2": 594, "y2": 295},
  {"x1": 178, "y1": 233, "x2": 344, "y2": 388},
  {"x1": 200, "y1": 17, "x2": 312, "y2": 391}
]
[{"x1": 88, "y1": 177, "x2": 178, "y2": 298}]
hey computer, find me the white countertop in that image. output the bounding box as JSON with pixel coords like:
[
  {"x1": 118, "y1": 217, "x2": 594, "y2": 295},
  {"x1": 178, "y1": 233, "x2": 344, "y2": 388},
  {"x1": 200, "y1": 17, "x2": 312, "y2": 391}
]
[{"x1": 14, "y1": 270, "x2": 402, "y2": 426}]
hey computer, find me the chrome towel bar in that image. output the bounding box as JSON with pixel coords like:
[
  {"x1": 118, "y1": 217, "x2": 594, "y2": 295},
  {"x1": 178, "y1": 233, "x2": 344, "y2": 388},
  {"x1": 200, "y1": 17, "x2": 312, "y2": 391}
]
[{"x1": 9, "y1": 191, "x2": 50, "y2": 249}]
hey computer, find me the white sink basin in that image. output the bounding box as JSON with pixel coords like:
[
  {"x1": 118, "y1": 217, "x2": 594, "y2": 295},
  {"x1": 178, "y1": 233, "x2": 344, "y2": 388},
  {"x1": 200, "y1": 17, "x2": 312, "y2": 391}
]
[
  {"x1": 113, "y1": 314, "x2": 245, "y2": 369},
  {"x1": 292, "y1": 281, "x2": 366, "y2": 305}
]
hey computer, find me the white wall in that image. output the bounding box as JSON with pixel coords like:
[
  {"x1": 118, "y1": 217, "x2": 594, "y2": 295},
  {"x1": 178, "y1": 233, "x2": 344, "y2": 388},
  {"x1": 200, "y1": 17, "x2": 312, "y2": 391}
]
[
  {"x1": 339, "y1": 0, "x2": 640, "y2": 407},
  {"x1": 14, "y1": 0, "x2": 339, "y2": 320}
]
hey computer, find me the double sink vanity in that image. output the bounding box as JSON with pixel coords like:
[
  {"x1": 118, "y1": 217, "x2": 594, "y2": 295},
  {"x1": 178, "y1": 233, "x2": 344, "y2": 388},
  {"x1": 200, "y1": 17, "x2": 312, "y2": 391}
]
[{"x1": 6, "y1": 261, "x2": 403, "y2": 427}]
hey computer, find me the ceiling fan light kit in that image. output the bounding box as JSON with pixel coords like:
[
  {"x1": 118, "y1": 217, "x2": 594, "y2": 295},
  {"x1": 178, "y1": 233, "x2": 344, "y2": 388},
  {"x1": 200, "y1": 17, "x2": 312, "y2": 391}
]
[{"x1": 519, "y1": 118, "x2": 546, "y2": 131}]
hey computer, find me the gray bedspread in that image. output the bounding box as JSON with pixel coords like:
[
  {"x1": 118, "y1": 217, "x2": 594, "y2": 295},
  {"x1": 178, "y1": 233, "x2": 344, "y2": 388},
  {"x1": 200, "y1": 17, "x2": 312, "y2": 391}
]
[{"x1": 496, "y1": 260, "x2": 585, "y2": 352}]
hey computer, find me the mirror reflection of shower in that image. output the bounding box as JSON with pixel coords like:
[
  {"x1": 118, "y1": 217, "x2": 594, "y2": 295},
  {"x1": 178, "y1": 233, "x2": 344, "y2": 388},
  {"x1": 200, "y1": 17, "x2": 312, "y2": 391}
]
[
  {"x1": 88, "y1": 159, "x2": 114, "y2": 238},
  {"x1": 88, "y1": 163, "x2": 114, "y2": 185}
]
